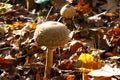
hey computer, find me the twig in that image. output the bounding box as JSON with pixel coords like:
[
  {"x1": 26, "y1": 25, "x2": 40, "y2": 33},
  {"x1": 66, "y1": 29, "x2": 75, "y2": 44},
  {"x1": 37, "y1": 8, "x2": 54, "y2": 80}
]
[
  {"x1": 0, "y1": 47, "x2": 12, "y2": 51},
  {"x1": 45, "y1": 6, "x2": 53, "y2": 21},
  {"x1": 57, "y1": 16, "x2": 63, "y2": 22}
]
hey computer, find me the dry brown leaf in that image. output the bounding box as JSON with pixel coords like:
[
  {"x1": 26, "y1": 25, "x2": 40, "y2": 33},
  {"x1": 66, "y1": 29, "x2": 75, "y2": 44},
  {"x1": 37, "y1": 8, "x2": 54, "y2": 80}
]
[
  {"x1": 36, "y1": 71, "x2": 41, "y2": 80},
  {"x1": 66, "y1": 75, "x2": 75, "y2": 80},
  {"x1": 59, "y1": 59, "x2": 73, "y2": 70},
  {"x1": 0, "y1": 57, "x2": 13, "y2": 65},
  {"x1": 50, "y1": 0, "x2": 68, "y2": 10},
  {"x1": 93, "y1": 77, "x2": 111, "y2": 80},
  {"x1": 100, "y1": 0, "x2": 119, "y2": 12},
  {"x1": 69, "y1": 40, "x2": 83, "y2": 54},
  {"x1": 74, "y1": 0, "x2": 91, "y2": 14}
]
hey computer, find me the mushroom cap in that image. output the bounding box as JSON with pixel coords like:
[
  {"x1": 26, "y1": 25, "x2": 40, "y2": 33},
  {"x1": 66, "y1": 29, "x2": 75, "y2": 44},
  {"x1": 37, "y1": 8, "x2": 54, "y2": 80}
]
[
  {"x1": 60, "y1": 4, "x2": 76, "y2": 18},
  {"x1": 33, "y1": 21, "x2": 70, "y2": 48}
]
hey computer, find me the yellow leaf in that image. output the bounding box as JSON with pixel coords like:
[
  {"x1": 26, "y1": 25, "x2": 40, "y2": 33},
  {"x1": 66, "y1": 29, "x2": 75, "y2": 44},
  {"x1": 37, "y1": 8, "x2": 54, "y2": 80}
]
[
  {"x1": 6, "y1": 22, "x2": 24, "y2": 29},
  {"x1": 78, "y1": 53, "x2": 94, "y2": 63},
  {"x1": 13, "y1": 22, "x2": 24, "y2": 28},
  {"x1": 77, "y1": 53, "x2": 104, "y2": 69},
  {"x1": 29, "y1": 23, "x2": 37, "y2": 30},
  {"x1": 6, "y1": 24, "x2": 14, "y2": 28},
  {"x1": 76, "y1": 67, "x2": 93, "y2": 72}
]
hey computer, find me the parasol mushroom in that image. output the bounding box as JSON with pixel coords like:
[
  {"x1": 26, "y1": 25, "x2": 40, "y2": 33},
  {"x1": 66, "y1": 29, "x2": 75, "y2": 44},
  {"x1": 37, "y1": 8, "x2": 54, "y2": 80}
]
[
  {"x1": 33, "y1": 21, "x2": 70, "y2": 80},
  {"x1": 60, "y1": 4, "x2": 76, "y2": 19},
  {"x1": 60, "y1": 4, "x2": 76, "y2": 30}
]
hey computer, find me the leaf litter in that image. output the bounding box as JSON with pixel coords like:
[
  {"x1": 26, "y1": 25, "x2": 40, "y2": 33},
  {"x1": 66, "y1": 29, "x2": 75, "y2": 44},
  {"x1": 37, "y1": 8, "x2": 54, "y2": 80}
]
[{"x1": 0, "y1": 0, "x2": 120, "y2": 80}]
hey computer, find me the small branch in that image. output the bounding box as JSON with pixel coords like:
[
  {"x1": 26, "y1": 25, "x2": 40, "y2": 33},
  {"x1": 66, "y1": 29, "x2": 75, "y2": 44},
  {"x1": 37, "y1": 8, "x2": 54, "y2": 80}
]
[
  {"x1": 0, "y1": 47, "x2": 12, "y2": 51},
  {"x1": 57, "y1": 16, "x2": 63, "y2": 22},
  {"x1": 45, "y1": 6, "x2": 53, "y2": 21}
]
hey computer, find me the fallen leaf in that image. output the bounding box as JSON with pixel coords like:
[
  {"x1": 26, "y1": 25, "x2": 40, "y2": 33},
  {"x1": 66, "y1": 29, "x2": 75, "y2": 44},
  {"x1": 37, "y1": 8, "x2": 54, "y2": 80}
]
[
  {"x1": 104, "y1": 12, "x2": 116, "y2": 17},
  {"x1": 24, "y1": 56, "x2": 29, "y2": 65},
  {"x1": 7, "y1": 22, "x2": 24, "y2": 29},
  {"x1": 50, "y1": 0, "x2": 68, "y2": 10},
  {"x1": 78, "y1": 53, "x2": 104, "y2": 69},
  {"x1": 59, "y1": 59, "x2": 73, "y2": 69},
  {"x1": 74, "y1": 0, "x2": 91, "y2": 14},
  {"x1": 0, "y1": 57, "x2": 13, "y2": 65},
  {"x1": 36, "y1": 71, "x2": 41, "y2": 80},
  {"x1": 69, "y1": 40, "x2": 83, "y2": 54},
  {"x1": 12, "y1": 22, "x2": 25, "y2": 29},
  {"x1": 66, "y1": 75, "x2": 75, "y2": 80},
  {"x1": 93, "y1": 77, "x2": 111, "y2": 80},
  {"x1": 88, "y1": 64, "x2": 120, "y2": 77},
  {"x1": 78, "y1": 53, "x2": 94, "y2": 63},
  {"x1": 100, "y1": 0, "x2": 119, "y2": 12}
]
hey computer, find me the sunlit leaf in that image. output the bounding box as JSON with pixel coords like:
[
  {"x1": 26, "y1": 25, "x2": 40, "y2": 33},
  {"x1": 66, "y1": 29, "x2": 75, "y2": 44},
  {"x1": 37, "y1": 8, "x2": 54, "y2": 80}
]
[
  {"x1": 112, "y1": 27, "x2": 120, "y2": 33},
  {"x1": 77, "y1": 67, "x2": 93, "y2": 72},
  {"x1": 78, "y1": 53, "x2": 104, "y2": 69},
  {"x1": 24, "y1": 56, "x2": 29, "y2": 65},
  {"x1": 12, "y1": 22, "x2": 25, "y2": 28},
  {"x1": 74, "y1": 0, "x2": 84, "y2": 10},
  {"x1": 0, "y1": 3, "x2": 12, "y2": 10},
  {"x1": 88, "y1": 64, "x2": 120, "y2": 77},
  {"x1": 78, "y1": 53, "x2": 94, "y2": 63},
  {"x1": 29, "y1": 23, "x2": 37, "y2": 30},
  {"x1": 109, "y1": 56, "x2": 120, "y2": 60},
  {"x1": 104, "y1": 12, "x2": 116, "y2": 17},
  {"x1": 6, "y1": 22, "x2": 24, "y2": 29},
  {"x1": 74, "y1": 0, "x2": 91, "y2": 14}
]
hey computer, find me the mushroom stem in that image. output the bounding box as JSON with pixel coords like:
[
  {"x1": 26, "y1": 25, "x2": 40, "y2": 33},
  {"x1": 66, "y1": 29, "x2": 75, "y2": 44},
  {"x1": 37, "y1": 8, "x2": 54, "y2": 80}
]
[
  {"x1": 43, "y1": 47, "x2": 55, "y2": 80},
  {"x1": 26, "y1": 0, "x2": 36, "y2": 11}
]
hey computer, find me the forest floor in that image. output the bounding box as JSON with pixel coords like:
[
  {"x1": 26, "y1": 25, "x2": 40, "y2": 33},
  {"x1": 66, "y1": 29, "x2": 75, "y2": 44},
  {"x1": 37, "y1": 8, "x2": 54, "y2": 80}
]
[{"x1": 0, "y1": 0, "x2": 120, "y2": 80}]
